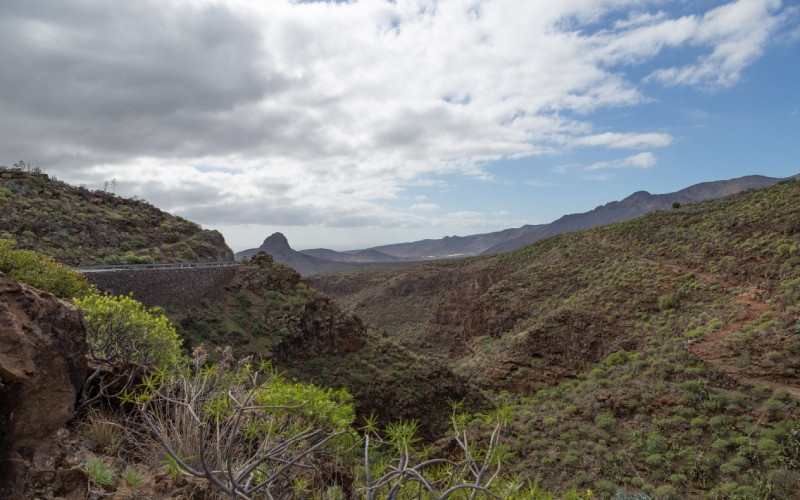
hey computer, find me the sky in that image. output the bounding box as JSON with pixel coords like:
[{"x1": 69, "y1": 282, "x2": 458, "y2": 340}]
[{"x1": 1, "y1": 0, "x2": 798, "y2": 252}]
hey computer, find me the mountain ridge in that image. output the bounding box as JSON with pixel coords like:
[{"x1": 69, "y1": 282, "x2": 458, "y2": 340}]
[
  {"x1": 484, "y1": 174, "x2": 786, "y2": 254},
  {"x1": 236, "y1": 173, "x2": 793, "y2": 275}
]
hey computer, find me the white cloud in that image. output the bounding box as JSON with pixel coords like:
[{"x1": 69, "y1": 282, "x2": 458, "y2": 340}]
[
  {"x1": 411, "y1": 203, "x2": 440, "y2": 211},
  {"x1": 445, "y1": 211, "x2": 484, "y2": 219},
  {"x1": 572, "y1": 132, "x2": 673, "y2": 149},
  {"x1": 552, "y1": 164, "x2": 579, "y2": 175},
  {"x1": 645, "y1": 0, "x2": 785, "y2": 88},
  {"x1": 585, "y1": 152, "x2": 657, "y2": 171},
  {"x1": 0, "y1": 0, "x2": 791, "y2": 246}
]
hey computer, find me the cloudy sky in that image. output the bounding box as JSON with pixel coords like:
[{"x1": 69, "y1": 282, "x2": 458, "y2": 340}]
[{"x1": 1, "y1": 0, "x2": 798, "y2": 251}]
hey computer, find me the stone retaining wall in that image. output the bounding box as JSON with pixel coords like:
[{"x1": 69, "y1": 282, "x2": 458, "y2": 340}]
[{"x1": 84, "y1": 265, "x2": 238, "y2": 310}]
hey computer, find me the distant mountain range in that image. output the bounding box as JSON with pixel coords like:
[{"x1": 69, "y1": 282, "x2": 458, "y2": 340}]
[{"x1": 235, "y1": 174, "x2": 793, "y2": 275}]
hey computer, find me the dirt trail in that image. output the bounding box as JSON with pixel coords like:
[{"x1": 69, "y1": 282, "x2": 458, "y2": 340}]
[
  {"x1": 687, "y1": 293, "x2": 800, "y2": 399},
  {"x1": 690, "y1": 293, "x2": 769, "y2": 357},
  {"x1": 636, "y1": 255, "x2": 800, "y2": 399}
]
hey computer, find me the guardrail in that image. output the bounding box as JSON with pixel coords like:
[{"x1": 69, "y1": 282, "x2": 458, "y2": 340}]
[{"x1": 73, "y1": 261, "x2": 239, "y2": 272}]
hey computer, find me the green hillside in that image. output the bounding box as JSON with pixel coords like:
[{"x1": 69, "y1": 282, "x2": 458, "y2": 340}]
[
  {"x1": 310, "y1": 179, "x2": 800, "y2": 497},
  {"x1": 176, "y1": 252, "x2": 485, "y2": 438},
  {"x1": 0, "y1": 165, "x2": 232, "y2": 265}
]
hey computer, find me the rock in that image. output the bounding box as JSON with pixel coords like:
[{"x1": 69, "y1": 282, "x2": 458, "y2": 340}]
[
  {"x1": 274, "y1": 296, "x2": 366, "y2": 359},
  {"x1": 0, "y1": 272, "x2": 88, "y2": 493}
]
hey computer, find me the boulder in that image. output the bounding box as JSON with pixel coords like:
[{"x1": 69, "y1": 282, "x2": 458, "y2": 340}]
[{"x1": 0, "y1": 272, "x2": 87, "y2": 491}]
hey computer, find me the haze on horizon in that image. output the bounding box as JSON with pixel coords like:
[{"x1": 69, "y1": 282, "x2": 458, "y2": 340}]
[{"x1": 1, "y1": 0, "x2": 798, "y2": 252}]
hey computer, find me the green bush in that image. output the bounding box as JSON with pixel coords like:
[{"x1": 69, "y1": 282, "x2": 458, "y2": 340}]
[
  {"x1": 180, "y1": 246, "x2": 198, "y2": 261},
  {"x1": 594, "y1": 412, "x2": 616, "y2": 430},
  {"x1": 0, "y1": 238, "x2": 94, "y2": 299},
  {"x1": 659, "y1": 293, "x2": 680, "y2": 311},
  {"x1": 74, "y1": 293, "x2": 183, "y2": 368}
]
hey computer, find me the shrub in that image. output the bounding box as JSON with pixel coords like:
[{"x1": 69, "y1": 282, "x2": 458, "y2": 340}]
[
  {"x1": 82, "y1": 410, "x2": 123, "y2": 454},
  {"x1": 73, "y1": 293, "x2": 184, "y2": 410},
  {"x1": 659, "y1": 293, "x2": 680, "y2": 311},
  {"x1": 121, "y1": 467, "x2": 144, "y2": 489},
  {"x1": 0, "y1": 238, "x2": 94, "y2": 299},
  {"x1": 74, "y1": 293, "x2": 183, "y2": 369},
  {"x1": 594, "y1": 412, "x2": 616, "y2": 430},
  {"x1": 84, "y1": 458, "x2": 114, "y2": 487},
  {"x1": 756, "y1": 438, "x2": 780, "y2": 457},
  {"x1": 131, "y1": 356, "x2": 356, "y2": 497},
  {"x1": 127, "y1": 351, "x2": 524, "y2": 498},
  {"x1": 645, "y1": 453, "x2": 663, "y2": 466},
  {"x1": 181, "y1": 246, "x2": 198, "y2": 261}
]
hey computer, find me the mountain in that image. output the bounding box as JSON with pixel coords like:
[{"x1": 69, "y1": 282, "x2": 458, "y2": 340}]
[
  {"x1": 367, "y1": 225, "x2": 533, "y2": 259},
  {"x1": 483, "y1": 174, "x2": 787, "y2": 254},
  {"x1": 309, "y1": 178, "x2": 800, "y2": 494},
  {"x1": 0, "y1": 166, "x2": 233, "y2": 265},
  {"x1": 367, "y1": 174, "x2": 787, "y2": 259},
  {"x1": 299, "y1": 247, "x2": 402, "y2": 263},
  {"x1": 235, "y1": 232, "x2": 368, "y2": 275}
]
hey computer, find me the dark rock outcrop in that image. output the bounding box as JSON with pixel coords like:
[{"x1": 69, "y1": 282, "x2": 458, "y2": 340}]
[
  {"x1": 238, "y1": 252, "x2": 366, "y2": 358},
  {"x1": 0, "y1": 273, "x2": 88, "y2": 496},
  {"x1": 273, "y1": 295, "x2": 366, "y2": 360}
]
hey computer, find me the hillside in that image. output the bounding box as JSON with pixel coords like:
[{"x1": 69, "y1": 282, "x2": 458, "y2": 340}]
[
  {"x1": 310, "y1": 179, "x2": 800, "y2": 496},
  {"x1": 0, "y1": 166, "x2": 232, "y2": 265},
  {"x1": 174, "y1": 251, "x2": 483, "y2": 437},
  {"x1": 299, "y1": 247, "x2": 402, "y2": 263},
  {"x1": 4, "y1": 161, "x2": 798, "y2": 496}
]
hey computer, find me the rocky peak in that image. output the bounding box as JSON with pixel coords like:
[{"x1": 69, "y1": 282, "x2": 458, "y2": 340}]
[{"x1": 261, "y1": 232, "x2": 291, "y2": 252}]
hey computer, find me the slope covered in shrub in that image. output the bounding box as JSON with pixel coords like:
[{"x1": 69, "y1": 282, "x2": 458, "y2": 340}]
[
  {"x1": 176, "y1": 252, "x2": 486, "y2": 438},
  {"x1": 311, "y1": 179, "x2": 800, "y2": 496},
  {"x1": 0, "y1": 165, "x2": 232, "y2": 265}
]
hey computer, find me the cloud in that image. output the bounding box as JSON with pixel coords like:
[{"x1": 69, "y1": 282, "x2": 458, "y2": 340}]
[
  {"x1": 585, "y1": 152, "x2": 657, "y2": 171},
  {"x1": 410, "y1": 203, "x2": 440, "y2": 211},
  {"x1": 0, "y1": 0, "x2": 791, "y2": 240},
  {"x1": 552, "y1": 164, "x2": 579, "y2": 175},
  {"x1": 444, "y1": 211, "x2": 484, "y2": 219},
  {"x1": 523, "y1": 179, "x2": 558, "y2": 187},
  {"x1": 645, "y1": 0, "x2": 786, "y2": 88},
  {"x1": 572, "y1": 132, "x2": 673, "y2": 149}
]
